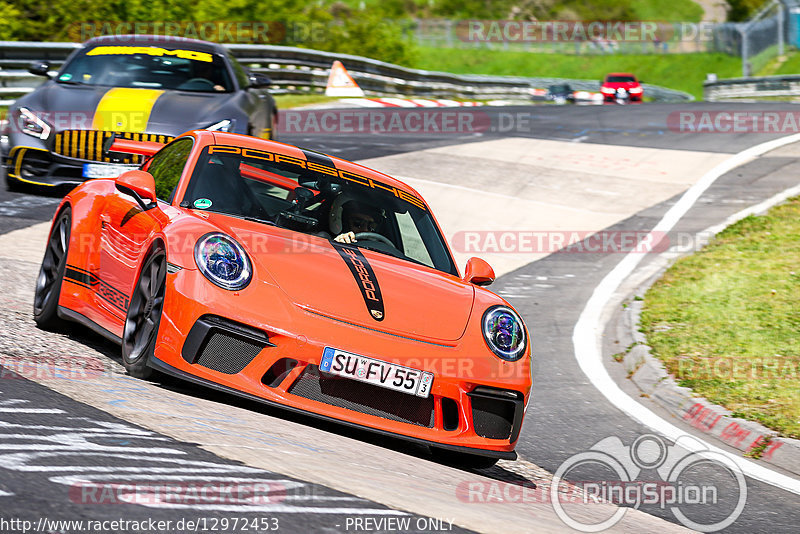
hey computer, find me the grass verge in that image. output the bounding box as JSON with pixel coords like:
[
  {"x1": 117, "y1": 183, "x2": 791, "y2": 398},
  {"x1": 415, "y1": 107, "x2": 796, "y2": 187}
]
[
  {"x1": 273, "y1": 93, "x2": 343, "y2": 109},
  {"x1": 640, "y1": 197, "x2": 800, "y2": 439},
  {"x1": 411, "y1": 46, "x2": 744, "y2": 99}
]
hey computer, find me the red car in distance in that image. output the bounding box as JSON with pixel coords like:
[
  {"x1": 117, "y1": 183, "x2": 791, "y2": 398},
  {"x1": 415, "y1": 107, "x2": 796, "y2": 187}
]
[{"x1": 600, "y1": 73, "x2": 643, "y2": 103}]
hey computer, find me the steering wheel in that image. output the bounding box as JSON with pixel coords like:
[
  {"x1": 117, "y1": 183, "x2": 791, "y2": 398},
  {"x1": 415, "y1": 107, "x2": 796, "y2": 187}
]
[
  {"x1": 354, "y1": 232, "x2": 395, "y2": 247},
  {"x1": 180, "y1": 78, "x2": 216, "y2": 89}
]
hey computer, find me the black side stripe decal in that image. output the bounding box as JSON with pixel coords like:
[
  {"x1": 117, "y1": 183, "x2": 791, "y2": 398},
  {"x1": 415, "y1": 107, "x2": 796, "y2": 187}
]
[
  {"x1": 64, "y1": 265, "x2": 130, "y2": 314},
  {"x1": 330, "y1": 242, "x2": 385, "y2": 322}
]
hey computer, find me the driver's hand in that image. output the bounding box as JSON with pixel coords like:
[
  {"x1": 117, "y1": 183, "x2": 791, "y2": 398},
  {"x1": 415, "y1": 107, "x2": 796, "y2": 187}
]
[{"x1": 334, "y1": 232, "x2": 357, "y2": 244}]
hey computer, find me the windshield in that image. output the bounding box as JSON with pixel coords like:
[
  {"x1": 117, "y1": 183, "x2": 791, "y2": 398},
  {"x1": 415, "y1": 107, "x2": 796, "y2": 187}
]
[
  {"x1": 57, "y1": 45, "x2": 233, "y2": 92},
  {"x1": 182, "y1": 145, "x2": 458, "y2": 275},
  {"x1": 606, "y1": 75, "x2": 637, "y2": 83}
]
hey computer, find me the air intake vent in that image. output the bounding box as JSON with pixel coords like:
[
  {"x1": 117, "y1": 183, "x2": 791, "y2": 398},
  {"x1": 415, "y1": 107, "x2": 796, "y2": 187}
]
[
  {"x1": 262, "y1": 358, "x2": 298, "y2": 388},
  {"x1": 441, "y1": 397, "x2": 460, "y2": 431},
  {"x1": 53, "y1": 131, "x2": 173, "y2": 163},
  {"x1": 288, "y1": 365, "x2": 434, "y2": 428},
  {"x1": 468, "y1": 387, "x2": 524, "y2": 441},
  {"x1": 182, "y1": 315, "x2": 271, "y2": 374}
]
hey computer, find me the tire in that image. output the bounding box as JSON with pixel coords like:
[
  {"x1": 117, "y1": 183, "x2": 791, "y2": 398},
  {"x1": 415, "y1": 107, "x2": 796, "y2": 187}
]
[
  {"x1": 122, "y1": 246, "x2": 166, "y2": 380},
  {"x1": 430, "y1": 447, "x2": 500, "y2": 470},
  {"x1": 33, "y1": 207, "x2": 71, "y2": 329},
  {"x1": 5, "y1": 169, "x2": 23, "y2": 192}
]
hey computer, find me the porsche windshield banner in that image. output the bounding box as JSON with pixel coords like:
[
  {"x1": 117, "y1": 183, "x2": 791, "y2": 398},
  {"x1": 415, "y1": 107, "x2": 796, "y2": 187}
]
[{"x1": 330, "y1": 242, "x2": 385, "y2": 322}]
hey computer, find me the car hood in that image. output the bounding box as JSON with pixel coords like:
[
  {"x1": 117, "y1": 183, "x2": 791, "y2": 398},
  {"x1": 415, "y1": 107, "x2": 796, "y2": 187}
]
[
  {"x1": 210, "y1": 215, "x2": 475, "y2": 343},
  {"x1": 19, "y1": 82, "x2": 235, "y2": 136}
]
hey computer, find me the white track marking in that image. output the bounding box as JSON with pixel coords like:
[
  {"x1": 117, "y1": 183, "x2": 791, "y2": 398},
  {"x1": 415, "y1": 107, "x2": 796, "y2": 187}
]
[
  {"x1": 0, "y1": 408, "x2": 64, "y2": 413},
  {"x1": 573, "y1": 133, "x2": 800, "y2": 494},
  {"x1": 394, "y1": 175, "x2": 603, "y2": 214},
  {"x1": 0, "y1": 196, "x2": 59, "y2": 217}
]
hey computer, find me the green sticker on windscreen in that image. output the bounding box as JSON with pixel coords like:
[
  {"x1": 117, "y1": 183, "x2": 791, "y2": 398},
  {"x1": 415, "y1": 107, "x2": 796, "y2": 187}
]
[{"x1": 193, "y1": 198, "x2": 212, "y2": 209}]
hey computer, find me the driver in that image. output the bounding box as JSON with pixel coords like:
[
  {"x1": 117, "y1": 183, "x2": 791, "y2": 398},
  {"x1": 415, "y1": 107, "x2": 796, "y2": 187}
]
[
  {"x1": 334, "y1": 200, "x2": 385, "y2": 244},
  {"x1": 192, "y1": 60, "x2": 225, "y2": 92}
]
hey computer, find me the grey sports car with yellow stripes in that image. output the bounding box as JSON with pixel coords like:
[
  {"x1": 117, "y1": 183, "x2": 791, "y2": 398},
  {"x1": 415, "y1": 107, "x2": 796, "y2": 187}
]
[{"x1": 1, "y1": 35, "x2": 276, "y2": 191}]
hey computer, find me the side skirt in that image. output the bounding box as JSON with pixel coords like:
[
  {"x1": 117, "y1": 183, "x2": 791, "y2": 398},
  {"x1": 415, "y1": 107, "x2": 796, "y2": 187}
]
[{"x1": 57, "y1": 306, "x2": 123, "y2": 345}]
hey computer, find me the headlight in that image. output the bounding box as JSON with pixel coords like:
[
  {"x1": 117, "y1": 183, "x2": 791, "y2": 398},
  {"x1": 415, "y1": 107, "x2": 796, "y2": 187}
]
[
  {"x1": 17, "y1": 108, "x2": 52, "y2": 140},
  {"x1": 600, "y1": 87, "x2": 615, "y2": 94},
  {"x1": 629, "y1": 87, "x2": 643, "y2": 94},
  {"x1": 205, "y1": 119, "x2": 234, "y2": 132},
  {"x1": 194, "y1": 233, "x2": 252, "y2": 290},
  {"x1": 482, "y1": 306, "x2": 527, "y2": 361}
]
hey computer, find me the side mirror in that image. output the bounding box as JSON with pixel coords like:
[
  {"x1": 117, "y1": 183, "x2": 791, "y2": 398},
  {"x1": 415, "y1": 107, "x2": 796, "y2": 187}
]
[
  {"x1": 248, "y1": 72, "x2": 272, "y2": 88},
  {"x1": 462, "y1": 257, "x2": 495, "y2": 287},
  {"x1": 115, "y1": 170, "x2": 157, "y2": 211},
  {"x1": 29, "y1": 62, "x2": 51, "y2": 78}
]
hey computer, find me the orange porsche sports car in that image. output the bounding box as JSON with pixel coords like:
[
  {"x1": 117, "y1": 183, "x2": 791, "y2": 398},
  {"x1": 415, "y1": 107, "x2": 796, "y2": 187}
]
[{"x1": 34, "y1": 131, "x2": 532, "y2": 467}]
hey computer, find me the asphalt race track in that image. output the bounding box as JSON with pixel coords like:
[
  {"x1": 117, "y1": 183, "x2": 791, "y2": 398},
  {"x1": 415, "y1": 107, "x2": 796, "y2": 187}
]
[{"x1": 1, "y1": 102, "x2": 800, "y2": 533}]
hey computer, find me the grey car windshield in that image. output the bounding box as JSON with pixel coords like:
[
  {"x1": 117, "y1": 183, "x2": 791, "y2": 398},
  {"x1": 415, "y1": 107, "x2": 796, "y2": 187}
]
[{"x1": 57, "y1": 45, "x2": 233, "y2": 92}]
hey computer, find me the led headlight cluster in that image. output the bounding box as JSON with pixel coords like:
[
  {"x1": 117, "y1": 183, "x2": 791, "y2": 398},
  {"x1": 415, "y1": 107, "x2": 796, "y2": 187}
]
[
  {"x1": 205, "y1": 119, "x2": 234, "y2": 132},
  {"x1": 18, "y1": 108, "x2": 52, "y2": 140},
  {"x1": 194, "y1": 233, "x2": 252, "y2": 290},
  {"x1": 482, "y1": 306, "x2": 527, "y2": 361}
]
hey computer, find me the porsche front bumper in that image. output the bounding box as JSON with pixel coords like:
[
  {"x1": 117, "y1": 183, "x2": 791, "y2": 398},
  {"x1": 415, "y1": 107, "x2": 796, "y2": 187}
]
[{"x1": 152, "y1": 266, "x2": 532, "y2": 458}]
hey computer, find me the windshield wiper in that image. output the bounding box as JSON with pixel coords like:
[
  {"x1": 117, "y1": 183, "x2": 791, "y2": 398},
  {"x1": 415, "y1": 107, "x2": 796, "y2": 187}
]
[
  {"x1": 56, "y1": 79, "x2": 84, "y2": 85},
  {"x1": 244, "y1": 216, "x2": 277, "y2": 226}
]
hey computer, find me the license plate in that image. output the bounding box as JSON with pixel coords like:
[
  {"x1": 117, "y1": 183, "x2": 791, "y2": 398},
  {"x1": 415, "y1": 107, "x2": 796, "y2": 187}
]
[
  {"x1": 82, "y1": 163, "x2": 137, "y2": 179},
  {"x1": 320, "y1": 347, "x2": 433, "y2": 398}
]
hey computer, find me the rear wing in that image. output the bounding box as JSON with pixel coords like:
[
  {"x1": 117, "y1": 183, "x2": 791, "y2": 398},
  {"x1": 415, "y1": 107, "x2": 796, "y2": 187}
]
[{"x1": 103, "y1": 134, "x2": 167, "y2": 159}]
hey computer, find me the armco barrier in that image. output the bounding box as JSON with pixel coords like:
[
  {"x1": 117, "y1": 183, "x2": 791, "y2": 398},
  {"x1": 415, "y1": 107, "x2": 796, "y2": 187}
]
[
  {"x1": 0, "y1": 40, "x2": 693, "y2": 105},
  {"x1": 705, "y1": 73, "x2": 800, "y2": 101}
]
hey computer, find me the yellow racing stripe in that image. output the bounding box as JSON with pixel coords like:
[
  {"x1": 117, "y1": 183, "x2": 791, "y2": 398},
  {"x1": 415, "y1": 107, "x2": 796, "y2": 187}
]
[{"x1": 91, "y1": 88, "x2": 164, "y2": 133}]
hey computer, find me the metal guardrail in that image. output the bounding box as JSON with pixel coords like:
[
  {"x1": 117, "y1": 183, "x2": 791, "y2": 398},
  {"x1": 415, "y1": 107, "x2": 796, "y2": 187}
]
[
  {"x1": 704, "y1": 74, "x2": 800, "y2": 100},
  {"x1": 0, "y1": 40, "x2": 693, "y2": 104}
]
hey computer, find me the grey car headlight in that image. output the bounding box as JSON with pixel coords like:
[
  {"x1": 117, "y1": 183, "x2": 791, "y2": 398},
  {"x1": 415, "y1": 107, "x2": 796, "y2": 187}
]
[
  {"x1": 17, "y1": 108, "x2": 52, "y2": 140},
  {"x1": 205, "y1": 119, "x2": 234, "y2": 132}
]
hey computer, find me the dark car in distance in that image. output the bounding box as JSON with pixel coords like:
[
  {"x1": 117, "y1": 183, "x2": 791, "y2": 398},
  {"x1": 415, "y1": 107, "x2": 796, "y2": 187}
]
[{"x1": 545, "y1": 84, "x2": 576, "y2": 104}]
